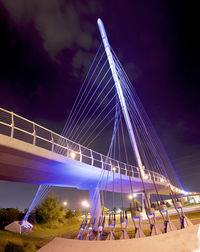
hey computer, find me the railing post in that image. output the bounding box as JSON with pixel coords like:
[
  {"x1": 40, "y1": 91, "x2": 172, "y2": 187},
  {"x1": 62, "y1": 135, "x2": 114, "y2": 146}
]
[
  {"x1": 33, "y1": 124, "x2": 36, "y2": 145},
  {"x1": 90, "y1": 150, "x2": 94, "y2": 166},
  {"x1": 11, "y1": 112, "x2": 14, "y2": 138},
  {"x1": 51, "y1": 133, "x2": 54, "y2": 152},
  {"x1": 67, "y1": 141, "x2": 69, "y2": 157},
  {"x1": 124, "y1": 164, "x2": 127, "y2": 176},
  {"x1": 116, "y1": 161, "x2": 120, "y2": 173},
  {"x1": 101, "y1": 154, "x2": 104, "y2": 169},
  {"x1": 79, "y1": 144, "x2": 82, "y2": 162}
]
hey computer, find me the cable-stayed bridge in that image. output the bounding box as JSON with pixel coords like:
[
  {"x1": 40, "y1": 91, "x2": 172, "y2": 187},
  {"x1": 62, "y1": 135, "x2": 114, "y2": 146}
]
[{"x1": 1, "y1": 18, "x2": 197, "y2": 238}]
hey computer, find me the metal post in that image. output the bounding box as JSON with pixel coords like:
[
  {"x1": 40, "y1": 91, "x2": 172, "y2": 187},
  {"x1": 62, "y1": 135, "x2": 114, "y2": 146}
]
[
  {"x1": 11, "y1": 112, "x2": 14, "y2": 138},
  {"x1": 33, "y1": 124, "x2": 36, "y2": 145},
  {"x1": 51, "y1": 133, "x2": 54, "y2": 152},
  {"x1": 90, "y1": 150, "x2": 94, "y2": 166}
]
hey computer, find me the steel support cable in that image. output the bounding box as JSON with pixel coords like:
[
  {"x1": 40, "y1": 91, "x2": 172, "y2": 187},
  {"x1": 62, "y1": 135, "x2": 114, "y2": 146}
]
[
  {"x1": 114, "y1": 107, "x2": 125, "y2": 213},
  {"x1": 92, "y1": 112, "x2": 119, "y2": 207},
  {"x1": 124, "y1": 88, "x2": 179, "y2": 189},
  {"x1": 116, "y1": 68, "x2": 164, "y2": 176},
  {"x1": 129, "y1": 110, "x2": 163, "y2": 189},
  {"x1": 33, "y1": 186, "x2": 52, "y2": 207},
  {"x1": 91, "y1": 110, "x2": 120, "y2": 218},
  {"x1": 119, "y1": 113, "x2": 139, "y2": 210},
  {"x1": 69, "y1": 69, "x2": 112, "y2": 142},
  {"x1": 127, "y1": 100, "x2": 176, "y2": 185},
  {"x1": 79, "y1": 104, "x2": 116, "y2": 148},
  {"x1": 29, "y1": 185, "x2": 50, "y2": 209},
  {"x1": 119, "y1": 105, "x2": 150, "y2": 209},
  {"x1": 115, "y1": 65, "x2": 180, "y2": 187},
  {"x1": 56, "y1": 44, "x2": 103, "y2": 152},
  {"x1": 117, "y1": 121, "x2": 125, "y2": 212},
  {"x1": 58, "y1": 91, "x2": 116, "y2": 156},
  {"x1": 38, "y1": 186, "x2": 53, "y2": 203},
  {"x1": 120, "y1": 77, "x2": 177, "y2": 183},
  {"x1": 67, "y1": 59, "x2": 109, "y2": 140},
  {"x1": 70, "y1": 74, "x2": 113, "y2": 143},
  {"x1": 126, "y1": 96, "x2": 165, "y2": 177},
  {"x1": 85, "y1": 115, "x2": 115, "y2": 148},
  {"x1": 123, "y1": 83, "x2": 169, "y2": 180},
  {"x1": 72, "y1": 76, "x2": 113, "y2": 144},
  {"x1": 23, "y1": 185, "x2": 52, "y2": 221},
  {"x1": 112, "y1": 49, "x2": 180, "y2": 190},
  {"x1": 63, "y1": 51, "x2": 106, "y2": 139},
  {"x1": 63, "y1": 43, "x2": 103, "y2": 132},
  {"x1": 23, "y1": 185, "x2": 43, "y2": 221},
  {"x1": 65, "y1": 60, "x2": 109, "y2": 141},
  {"x1": 102, "y1": 107, "x2": 120, "y2": 215},
  {"x1": 77, "y1": 93, "x2": 117, "y2": 145},
  {"x1": 63, "y1": 49, "x2": 105, "y2": 136},
  {"x1": 111, "y1": 103, "x2": 120, "y2": 212}
]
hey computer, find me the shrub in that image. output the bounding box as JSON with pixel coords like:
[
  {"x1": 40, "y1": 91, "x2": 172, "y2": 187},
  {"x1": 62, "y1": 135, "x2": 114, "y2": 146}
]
[
  {"x1": 165, "y1": 201, "x2": 172, "y2": 208},
  {"x1": 65, "y1": 209, "x2": 74, "y2": 219},
  {"x1": 36, "y1": 193, "x2": 65, "y2": 224},
  {"x1": 5, "y1": 242, "x2": 23, "y2": 252},
  {"x1": 74, "y1": 208, "x2": 82, "y2": 217},
  {"x1": 0, "y1": 208, "x2": 20, "y2": 229}
]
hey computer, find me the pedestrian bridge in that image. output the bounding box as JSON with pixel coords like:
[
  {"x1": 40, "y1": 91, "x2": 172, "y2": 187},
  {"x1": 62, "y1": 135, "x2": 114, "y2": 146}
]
[{"x1": 0, "y1": 107, "x2": 180, "y2": 194}]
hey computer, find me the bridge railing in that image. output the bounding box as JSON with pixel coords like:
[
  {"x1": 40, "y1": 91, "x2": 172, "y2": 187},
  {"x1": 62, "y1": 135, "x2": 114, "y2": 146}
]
[{"x1": 0, "y1": 108, "x2": 167, "y2": 184}]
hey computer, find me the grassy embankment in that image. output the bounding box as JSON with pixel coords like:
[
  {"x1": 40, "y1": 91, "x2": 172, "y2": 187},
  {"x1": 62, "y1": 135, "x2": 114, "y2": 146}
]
[
  {"x1": 0, "y1": 211, "x2": 200, "y2": 251},
  {"x1": 0, "y1": 217, "x2": 81, "y2": 252}
]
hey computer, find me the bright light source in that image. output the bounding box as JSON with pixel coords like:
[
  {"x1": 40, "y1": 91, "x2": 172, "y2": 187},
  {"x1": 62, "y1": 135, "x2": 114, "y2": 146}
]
[
  {"x1": 112, "y1": 167, "x2": 116, "y2": 172},
  {"x1": 63, "y1": 201, "x2": 67, "y2": 206},
  {"x1": 160, "y1": 178, "x2": 164, "y2": 183},
  {"x1": 70, "y1": 151, "x2": 76, "y2": 159},
  {"x1": 183, "y1": 191, "x2": 189, "y2": 196},
  {"x1": 128, "y1": 193, "x2": 137, "y2": 200},
  {"x1": 82, "y1": 200, "x2": 90, "y2": 208},
  {"x1": 128, "y1": 194, "x2": 133, "y2": 200}
]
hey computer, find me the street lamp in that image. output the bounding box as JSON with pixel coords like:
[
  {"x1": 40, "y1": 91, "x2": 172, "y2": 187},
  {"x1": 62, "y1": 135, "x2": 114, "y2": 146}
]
[
  {"x1": 63, "y1": 201, "x2": 67, "y2": 206},
  {"x1": 128, "y1": 193, "x2": 137, "y2": 200},
  {"x1": 82, "y1": 200, "x2": 90, "y2": 208},
  {"x1": 82, "y1": 200, "x2": 90, "y2": 217}
]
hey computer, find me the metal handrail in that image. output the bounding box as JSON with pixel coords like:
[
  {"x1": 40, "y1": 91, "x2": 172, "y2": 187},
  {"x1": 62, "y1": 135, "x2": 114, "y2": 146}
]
[{"x1": 0, "y1": 107, "x2": 167, "y2": 183}]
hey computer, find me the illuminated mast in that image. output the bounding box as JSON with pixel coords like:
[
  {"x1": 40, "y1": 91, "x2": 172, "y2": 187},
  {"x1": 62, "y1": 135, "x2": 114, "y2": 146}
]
[{"x1": 97, "y1": 18, "x2": 145, "y2": 177}]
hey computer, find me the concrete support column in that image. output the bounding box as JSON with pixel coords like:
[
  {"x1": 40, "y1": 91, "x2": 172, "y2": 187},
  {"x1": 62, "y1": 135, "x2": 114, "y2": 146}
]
[
  {"x1": 146, "y1": 191, "x2": 151, "y2": 208},
  {"x1": 141, "y1": 193, "x2": 147, "y2": 219},
  {"x1": 89, "y1": 186, "x2": 101, "y2": 223}
]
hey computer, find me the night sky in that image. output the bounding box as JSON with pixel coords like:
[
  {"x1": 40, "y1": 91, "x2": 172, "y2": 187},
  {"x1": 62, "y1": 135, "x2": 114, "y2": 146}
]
[{"x1": 0, "y1": 0, "x2": 199, "y2": 210}]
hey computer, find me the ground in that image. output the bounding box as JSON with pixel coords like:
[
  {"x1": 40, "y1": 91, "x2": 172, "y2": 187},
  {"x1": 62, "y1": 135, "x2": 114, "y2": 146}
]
[{"x1": 0, "y1": 211, "x2": 200, "y2": 251}]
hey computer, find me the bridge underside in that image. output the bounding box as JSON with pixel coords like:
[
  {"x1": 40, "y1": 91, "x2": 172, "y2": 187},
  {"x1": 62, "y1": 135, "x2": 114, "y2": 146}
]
[{"x1": 0, "y1": 134, "x2": 170, "y2": 194}]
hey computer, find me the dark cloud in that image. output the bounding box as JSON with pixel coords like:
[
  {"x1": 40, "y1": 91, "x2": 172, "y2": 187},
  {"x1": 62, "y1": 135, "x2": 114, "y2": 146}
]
[{"x1": 2, "y1": 0, "x2": 102, "y2": 74}]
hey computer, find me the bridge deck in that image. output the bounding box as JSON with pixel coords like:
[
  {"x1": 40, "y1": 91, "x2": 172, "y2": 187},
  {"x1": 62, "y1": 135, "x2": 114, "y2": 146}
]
[{"x1": 0, "y1": 108, "x2": 176, "y2": 194}]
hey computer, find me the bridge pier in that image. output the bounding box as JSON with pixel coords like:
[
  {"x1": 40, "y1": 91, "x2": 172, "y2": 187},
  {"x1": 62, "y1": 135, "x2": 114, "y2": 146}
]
[{"x1": 89, "y1": 186, "x2": 101, "y2": 226}]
